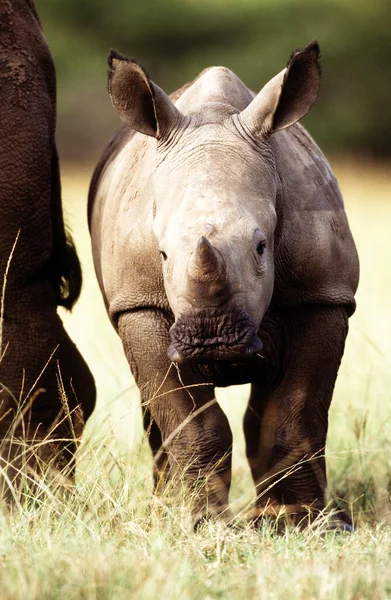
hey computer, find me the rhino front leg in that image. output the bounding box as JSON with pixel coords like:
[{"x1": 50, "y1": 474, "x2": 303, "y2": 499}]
[
  {"x1": 142, "y1": 406, "x2": 170, "y2": 493},
  {"x1": 118, "y1": 311, "x2": 233, "y2": 524},
  {"x1": 243, "y1": 306, "x2": 351, "y2": 529}
]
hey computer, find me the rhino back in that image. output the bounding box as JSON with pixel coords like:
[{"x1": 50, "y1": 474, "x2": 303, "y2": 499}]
[{"x1": 271, "y1": 124, "x2": 359, "y2": 314}]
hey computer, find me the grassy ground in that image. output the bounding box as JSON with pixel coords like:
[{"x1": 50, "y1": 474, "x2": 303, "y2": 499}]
[{"x1": 1, "y1": 161, "x2": 390, "y2": 599}]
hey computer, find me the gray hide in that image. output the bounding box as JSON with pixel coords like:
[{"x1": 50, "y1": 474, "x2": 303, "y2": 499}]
[{"x1": 89, "y1": 42, "x2": 359, "y2": 528}]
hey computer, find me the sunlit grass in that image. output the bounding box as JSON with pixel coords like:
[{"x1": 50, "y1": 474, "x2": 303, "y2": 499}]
[{"x1": 0, "y1": 161, "x2": 390, "y2": 599}]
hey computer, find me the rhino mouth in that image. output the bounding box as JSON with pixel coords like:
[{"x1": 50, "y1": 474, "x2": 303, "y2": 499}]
[{"x1": 168, "y1": 309, "x2": 263, "y2": 365}]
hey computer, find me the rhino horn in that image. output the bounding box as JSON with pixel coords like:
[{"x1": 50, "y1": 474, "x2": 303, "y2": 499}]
[{"x1": 187, "y1": 236, "x2": 225, "y2": 283}]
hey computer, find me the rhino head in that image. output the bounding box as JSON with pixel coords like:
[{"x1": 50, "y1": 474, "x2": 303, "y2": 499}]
[{"x1": 108, "y1": 42, "x2": 321, "y2": 365}]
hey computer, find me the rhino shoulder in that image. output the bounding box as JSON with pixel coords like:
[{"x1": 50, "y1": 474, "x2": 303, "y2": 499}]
[
  {"x1": 89, "y1": 131, "x2": 164, "y2": 322},
  {"x1": 272, "y1": 125, "x2": 359, "y2": 314}
]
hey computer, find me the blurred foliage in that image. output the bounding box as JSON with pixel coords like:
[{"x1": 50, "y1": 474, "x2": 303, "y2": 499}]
[{"x1": 36, "y1": 0, "x2": 390, "y2": 161}]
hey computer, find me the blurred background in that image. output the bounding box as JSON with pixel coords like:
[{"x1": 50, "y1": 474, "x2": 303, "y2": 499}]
[
  {"x1": 34, "y1": 0, "x2": 390, "y2": 511},
  {"x1": 37, "y1": 0, "x2": 391, "y2": 162}
]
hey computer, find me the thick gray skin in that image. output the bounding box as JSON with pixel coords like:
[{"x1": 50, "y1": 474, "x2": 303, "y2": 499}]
[
  {"x1": 0, "y1": 0, "x2": 96, "y2": 495},
  {"x1": 89, "y1": 43, "x2": 359, "y2": 527}
]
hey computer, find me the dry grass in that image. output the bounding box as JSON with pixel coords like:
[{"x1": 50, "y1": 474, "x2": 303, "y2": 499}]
[{"x1": 0, "y1": 161, "x2": 390, "y2": 599}]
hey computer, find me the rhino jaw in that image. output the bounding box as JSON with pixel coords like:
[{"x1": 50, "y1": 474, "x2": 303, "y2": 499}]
[
  {"x1": 167, "y1": 309, "x2": 263, "y2": 365},
  {"x1": 167, "y1": 333, "x2": 263, "y2": 365}
]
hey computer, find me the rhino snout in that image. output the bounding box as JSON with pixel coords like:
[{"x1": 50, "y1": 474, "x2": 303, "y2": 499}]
[{"x1": 167, "y1": 309, "x2": 263, "y2": 364}]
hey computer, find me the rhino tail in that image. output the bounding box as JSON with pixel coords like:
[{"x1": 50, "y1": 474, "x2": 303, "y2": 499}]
[{"x1": 49, "y1": 146, "x2": 82, "y2": 311}]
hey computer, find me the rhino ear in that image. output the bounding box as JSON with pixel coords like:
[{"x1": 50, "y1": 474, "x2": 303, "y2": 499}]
[
  {"x1": 108, "y1": 50, "x2": 182, "y2": 139},
  {"x1": 239, "y1": 41, "x2": 321, "y2": 136}
]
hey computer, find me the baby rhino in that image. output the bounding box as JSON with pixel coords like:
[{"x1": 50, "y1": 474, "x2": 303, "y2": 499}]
[{"x1": 89, "y1": 42, "x2": 359, "y2": 529}]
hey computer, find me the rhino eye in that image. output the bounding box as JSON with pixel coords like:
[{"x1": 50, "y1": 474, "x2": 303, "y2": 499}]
[{"x1": 256, "y1": 241, "x2": 266, "y2": 256}]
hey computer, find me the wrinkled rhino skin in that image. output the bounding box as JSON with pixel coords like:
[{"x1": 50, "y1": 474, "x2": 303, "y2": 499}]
[
  {"x1": 89, "y1": 42, "x2": 359, "y2": 527},
  {"x1": 0, "y1": 0, "x2": 96, "y2": 495}
]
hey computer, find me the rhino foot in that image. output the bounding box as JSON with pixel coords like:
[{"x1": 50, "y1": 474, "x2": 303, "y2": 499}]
[{"x1": 245, "y1": 504, "x2": 354, "y2": 534}]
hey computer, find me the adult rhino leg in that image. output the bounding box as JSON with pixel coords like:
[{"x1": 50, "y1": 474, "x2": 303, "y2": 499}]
[
  {"x1": 118, "y1": 310, "x2": 233, "y2": 524},
  {"x1": 243, "y1": 306, "x2": 351, "y2": 530},
  {"x1": 0, "y1": 312, "x2": 96, "y2": 500},
  {"x1": 38, "y1": 317, "x2": 96, "y2": 474}
]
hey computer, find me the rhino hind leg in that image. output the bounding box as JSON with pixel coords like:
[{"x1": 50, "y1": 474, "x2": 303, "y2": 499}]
[
  {"x1": 243, "y1": 305, "x2": 351, "y2": 530},
  {"x1": 0, "y1": 316, "x2": 96, "y2": 502},
  {"x1": 118, "y1": 310, "x2": 233, "y2": 524}
]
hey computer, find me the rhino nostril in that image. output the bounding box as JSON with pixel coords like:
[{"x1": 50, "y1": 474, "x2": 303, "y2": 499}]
[{"x1": 159, "y1": 249, "x2": 168, "y2": 261}]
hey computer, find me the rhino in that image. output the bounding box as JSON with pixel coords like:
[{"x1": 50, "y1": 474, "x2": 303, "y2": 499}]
[
  {"x1": 0, "y1": 0, "x2": 96, "y2": 494},
  {"x1": 89, "y1": 41, "x2": 359, "y2": 528}
]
